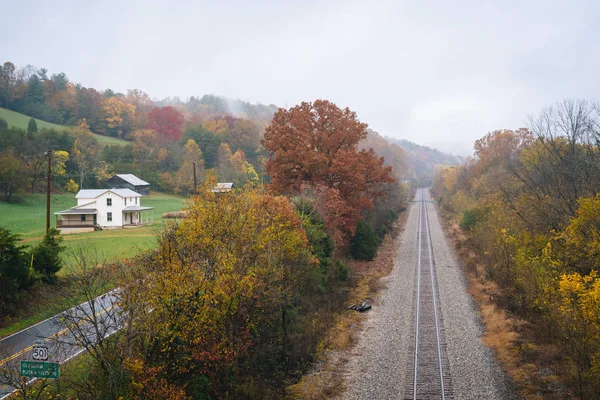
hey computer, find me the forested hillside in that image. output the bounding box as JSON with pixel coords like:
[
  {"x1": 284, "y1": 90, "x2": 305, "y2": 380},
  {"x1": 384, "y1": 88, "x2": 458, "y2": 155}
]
[
  {"x1": 0, "y1": 61, "x2": 277, "y2": 137},
  {"x1": 388, "y1": 137, "x2": 465, "y2": 185},
  {"x1": 433, "y1": 99, "x2": 600, "y2": 398},
  {"x1": 0, "y1": 60, "x2": 417, "y2": 200},
  {"x1": 0, "y1": 60, "x2": 279, "y2": 198}
]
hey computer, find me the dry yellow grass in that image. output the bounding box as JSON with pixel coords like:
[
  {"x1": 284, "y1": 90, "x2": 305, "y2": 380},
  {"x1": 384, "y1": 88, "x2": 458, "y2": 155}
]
[
  {"x1": 162, "y1": 211, "x2": 188, "y2": 219},
  {"x1": 441, "y1": 213, "x2": 570, "y2": 399}
]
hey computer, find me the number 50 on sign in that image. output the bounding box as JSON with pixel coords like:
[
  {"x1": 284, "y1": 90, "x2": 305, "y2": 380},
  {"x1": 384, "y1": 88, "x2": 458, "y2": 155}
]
[{"x1": 32, "y1": 346, "x2": 48, "y2": 361}]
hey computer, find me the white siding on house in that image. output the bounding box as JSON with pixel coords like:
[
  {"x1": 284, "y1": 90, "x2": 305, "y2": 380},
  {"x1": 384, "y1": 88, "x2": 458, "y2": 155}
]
[
  {"x1": 58, "y1": 189, "x2": 151, "y2": 230},
  {"x1": 96, "y1": 192, "x2": 123, "y2": 227},
  {"x1": 77, "y1": 198, "x2": 94, "y2": 207},
  {"x1": 76, "y1": 192, "x2": 124, "y2": 228}
]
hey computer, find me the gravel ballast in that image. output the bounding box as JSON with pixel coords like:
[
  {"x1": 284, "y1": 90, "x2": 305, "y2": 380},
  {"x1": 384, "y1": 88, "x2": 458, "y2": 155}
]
[{"x1": 341, "y1": 189, "x2": 517, "y2": 399}]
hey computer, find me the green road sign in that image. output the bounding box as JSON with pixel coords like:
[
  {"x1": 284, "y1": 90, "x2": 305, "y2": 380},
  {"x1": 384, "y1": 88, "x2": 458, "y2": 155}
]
[{"x1": 20, "y1": 360, "x2": 59, "y2": 379}]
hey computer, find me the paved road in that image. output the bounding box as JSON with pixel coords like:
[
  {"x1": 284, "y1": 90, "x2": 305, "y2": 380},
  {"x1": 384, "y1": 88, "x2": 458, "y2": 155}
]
[
  {"x1": 0, "y1": 290, "x2": 120, "y2": 399},
  {"x1": 342, "y1": 188, "x2": 517, "y2": 399}
]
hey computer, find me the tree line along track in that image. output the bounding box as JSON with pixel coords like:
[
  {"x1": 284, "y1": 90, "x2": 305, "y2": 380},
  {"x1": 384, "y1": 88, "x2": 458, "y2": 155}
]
[{"x1": 405, "y1": 189, "x2": 454, "y2": 400}]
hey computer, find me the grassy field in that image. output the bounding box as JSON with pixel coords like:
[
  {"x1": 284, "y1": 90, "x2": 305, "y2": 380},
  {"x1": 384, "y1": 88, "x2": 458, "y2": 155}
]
[
  {"x1": 0, "y1": 106, "x2": 67, "y2": 131},
  {"x1": 0, "y1": 191, "x2": 186, "y2": 338},
  {"x1": 0, "y1": 191, "x2": 186, "y2": 274},
  {"x1": 0, "y1": 106, "x2": 130, "y2": 146},
  {"x1": 92, "y1": 132, "x2": 130, "y2": 146}
]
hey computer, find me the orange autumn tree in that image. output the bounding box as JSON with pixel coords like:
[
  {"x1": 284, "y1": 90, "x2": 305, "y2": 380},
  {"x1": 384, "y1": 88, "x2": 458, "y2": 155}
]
[{"x1": 262, "y1": 99, "x2": 394, "y2": 245}]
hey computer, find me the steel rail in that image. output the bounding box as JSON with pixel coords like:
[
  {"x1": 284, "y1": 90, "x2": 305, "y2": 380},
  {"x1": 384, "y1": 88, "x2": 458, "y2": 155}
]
[
  {"x1": 424, "y1": 192, "x2": 446, "y2": 399},
  {"x1": 410, "y1": 189, "x2": 448, "y2": 400},
  {"x1": 412, "y1": 189, "x2": 423, "y2": 399}
]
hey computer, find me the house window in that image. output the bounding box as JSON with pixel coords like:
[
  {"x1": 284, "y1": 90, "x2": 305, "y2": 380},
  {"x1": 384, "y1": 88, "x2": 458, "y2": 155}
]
[
  {"x1": 135, "y1": 197, "x2": 138, "y2": 205},
  {"x1": 125, "y1": 198, "x2": 127, "y2": 206},
  {"x1": 81, "y1": 214, "x2": 86, "y2": 221},
  {"x1": 107, "y1": 212, "x2": 112, "y2": 222},
  {"x1": 107, "y1": 198, "x2": 112, "y2": 207}
]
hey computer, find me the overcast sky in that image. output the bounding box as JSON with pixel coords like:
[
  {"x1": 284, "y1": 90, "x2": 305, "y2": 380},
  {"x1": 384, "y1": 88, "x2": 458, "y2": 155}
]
[{"x1": 3, "y1": 0, "x2": 599, "y2": 155}]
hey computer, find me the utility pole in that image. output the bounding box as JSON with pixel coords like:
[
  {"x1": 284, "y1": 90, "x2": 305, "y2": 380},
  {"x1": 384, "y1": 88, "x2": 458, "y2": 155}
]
[
  {"x1": 45, "y1": 150, "x2": 52, "y2": 234},
  {"x1": 193, "y1": 162, "x2": 197, "y2": 195}
]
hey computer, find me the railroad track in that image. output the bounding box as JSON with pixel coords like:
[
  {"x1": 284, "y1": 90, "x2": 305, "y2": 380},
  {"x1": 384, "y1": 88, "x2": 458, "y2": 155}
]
[{"x1": 405, "y1": 189, "x2": 453, "y2": 399}]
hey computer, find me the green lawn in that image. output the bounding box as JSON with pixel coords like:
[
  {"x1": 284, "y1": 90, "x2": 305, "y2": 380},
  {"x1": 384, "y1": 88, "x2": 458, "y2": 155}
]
[
  {"x1": 0, "y1": 191, "x2": 187, "y2": 275},
  {"x1": 0, "y1": 106, "x2": 130, "y2": 146},
  {"x1": 0, "y1": 192, "x2": 76, "y2": 238},
  {"x1": 0, "y1": 191, "x2": 185, "y2": 338},
  {"x1": 93, "y1": 133, "x2": 130, "y2": 146},
  {"x1": 0, "y1": 106, "x2": 68, "y2": 132},
  {"x1": 58, "y1": 192, "x2": 187, "y2": 274}
]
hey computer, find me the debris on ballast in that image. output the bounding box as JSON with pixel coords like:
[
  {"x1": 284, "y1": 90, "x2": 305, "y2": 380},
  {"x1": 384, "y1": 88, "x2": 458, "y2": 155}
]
[{"x1": 347, "y1": 302, "x2": 372, "y2": 312}]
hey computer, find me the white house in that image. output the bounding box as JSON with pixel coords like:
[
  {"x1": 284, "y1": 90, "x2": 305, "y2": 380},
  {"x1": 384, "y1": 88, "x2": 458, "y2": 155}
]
[{"x1": 55, "y1": 189, "x2": 154, "y2": 233}]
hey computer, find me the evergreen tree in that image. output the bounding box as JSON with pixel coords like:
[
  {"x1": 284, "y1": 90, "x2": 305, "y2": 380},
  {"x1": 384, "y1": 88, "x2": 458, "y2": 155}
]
[
  {"x1": 31, "y1": 228, "x2": 65, "y2": 283},
  {"x1": 27, "y1": 74, "x2": 45, "y2": 104},
  {"x1": 0, "y1": 118, "x2": 7, "y2": 130},
  {"x1": 0, "y1": 226, "x2": 35, "y2": 315},
  {"x1": 0, "y1": 226, "x2": 30, "y2": 289},
  {"x1": 350, "y1": 220, "x2": 379, "y2": 260},
  {"x1": 27, "y1": 118, "x2": 38, "y2": 133}
]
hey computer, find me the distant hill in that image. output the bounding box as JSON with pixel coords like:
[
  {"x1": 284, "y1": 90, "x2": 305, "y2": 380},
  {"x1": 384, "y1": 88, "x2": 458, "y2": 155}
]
[
  {"x1": 0, "y1": 107, "x2": 129, "y2": 146},
  {"x1": 361, "y1": 130, "x2": 410, "y2": 180},
  {"x1": 158, "y1": 94, "x2": 279, "y2": 127},
  {"x1": 387, "y1": 137, "x2": 465, "y2": 185}
]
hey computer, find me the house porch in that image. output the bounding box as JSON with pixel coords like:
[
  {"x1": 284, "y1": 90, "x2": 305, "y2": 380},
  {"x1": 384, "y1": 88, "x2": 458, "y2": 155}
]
[
  {"x1": 122, "y1": 207, "x2": 154, "y2": 227},
  {"x1": 55, "y1": 212, "x2": 97, "y2": 234}
]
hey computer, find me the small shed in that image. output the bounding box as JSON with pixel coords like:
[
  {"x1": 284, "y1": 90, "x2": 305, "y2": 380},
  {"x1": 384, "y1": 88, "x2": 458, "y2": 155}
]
[
  {"x1": 211, "y1": 182, "x2": 234, "y2": 193},
  {"x1": 107, "y1": 174, "x2": 150, "y2": 196}
]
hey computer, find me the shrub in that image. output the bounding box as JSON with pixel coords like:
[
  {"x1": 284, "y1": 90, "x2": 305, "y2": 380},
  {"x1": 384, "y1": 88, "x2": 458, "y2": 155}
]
[
  {"x1": 375, "y1": 209, "x2": 399, "y2": 239},
  {"x1": 294, "y1": 198, "x2": 334, "y2": 276},
  {"x1": 460, "y1": 208, "x2": 486, "y2": 230},
  {"x1": 65, "y1": 179, "x2": 79, "y2": 193},
  {"x1": 336, "y1": 260, "x2": 349, "y2": 281}
]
